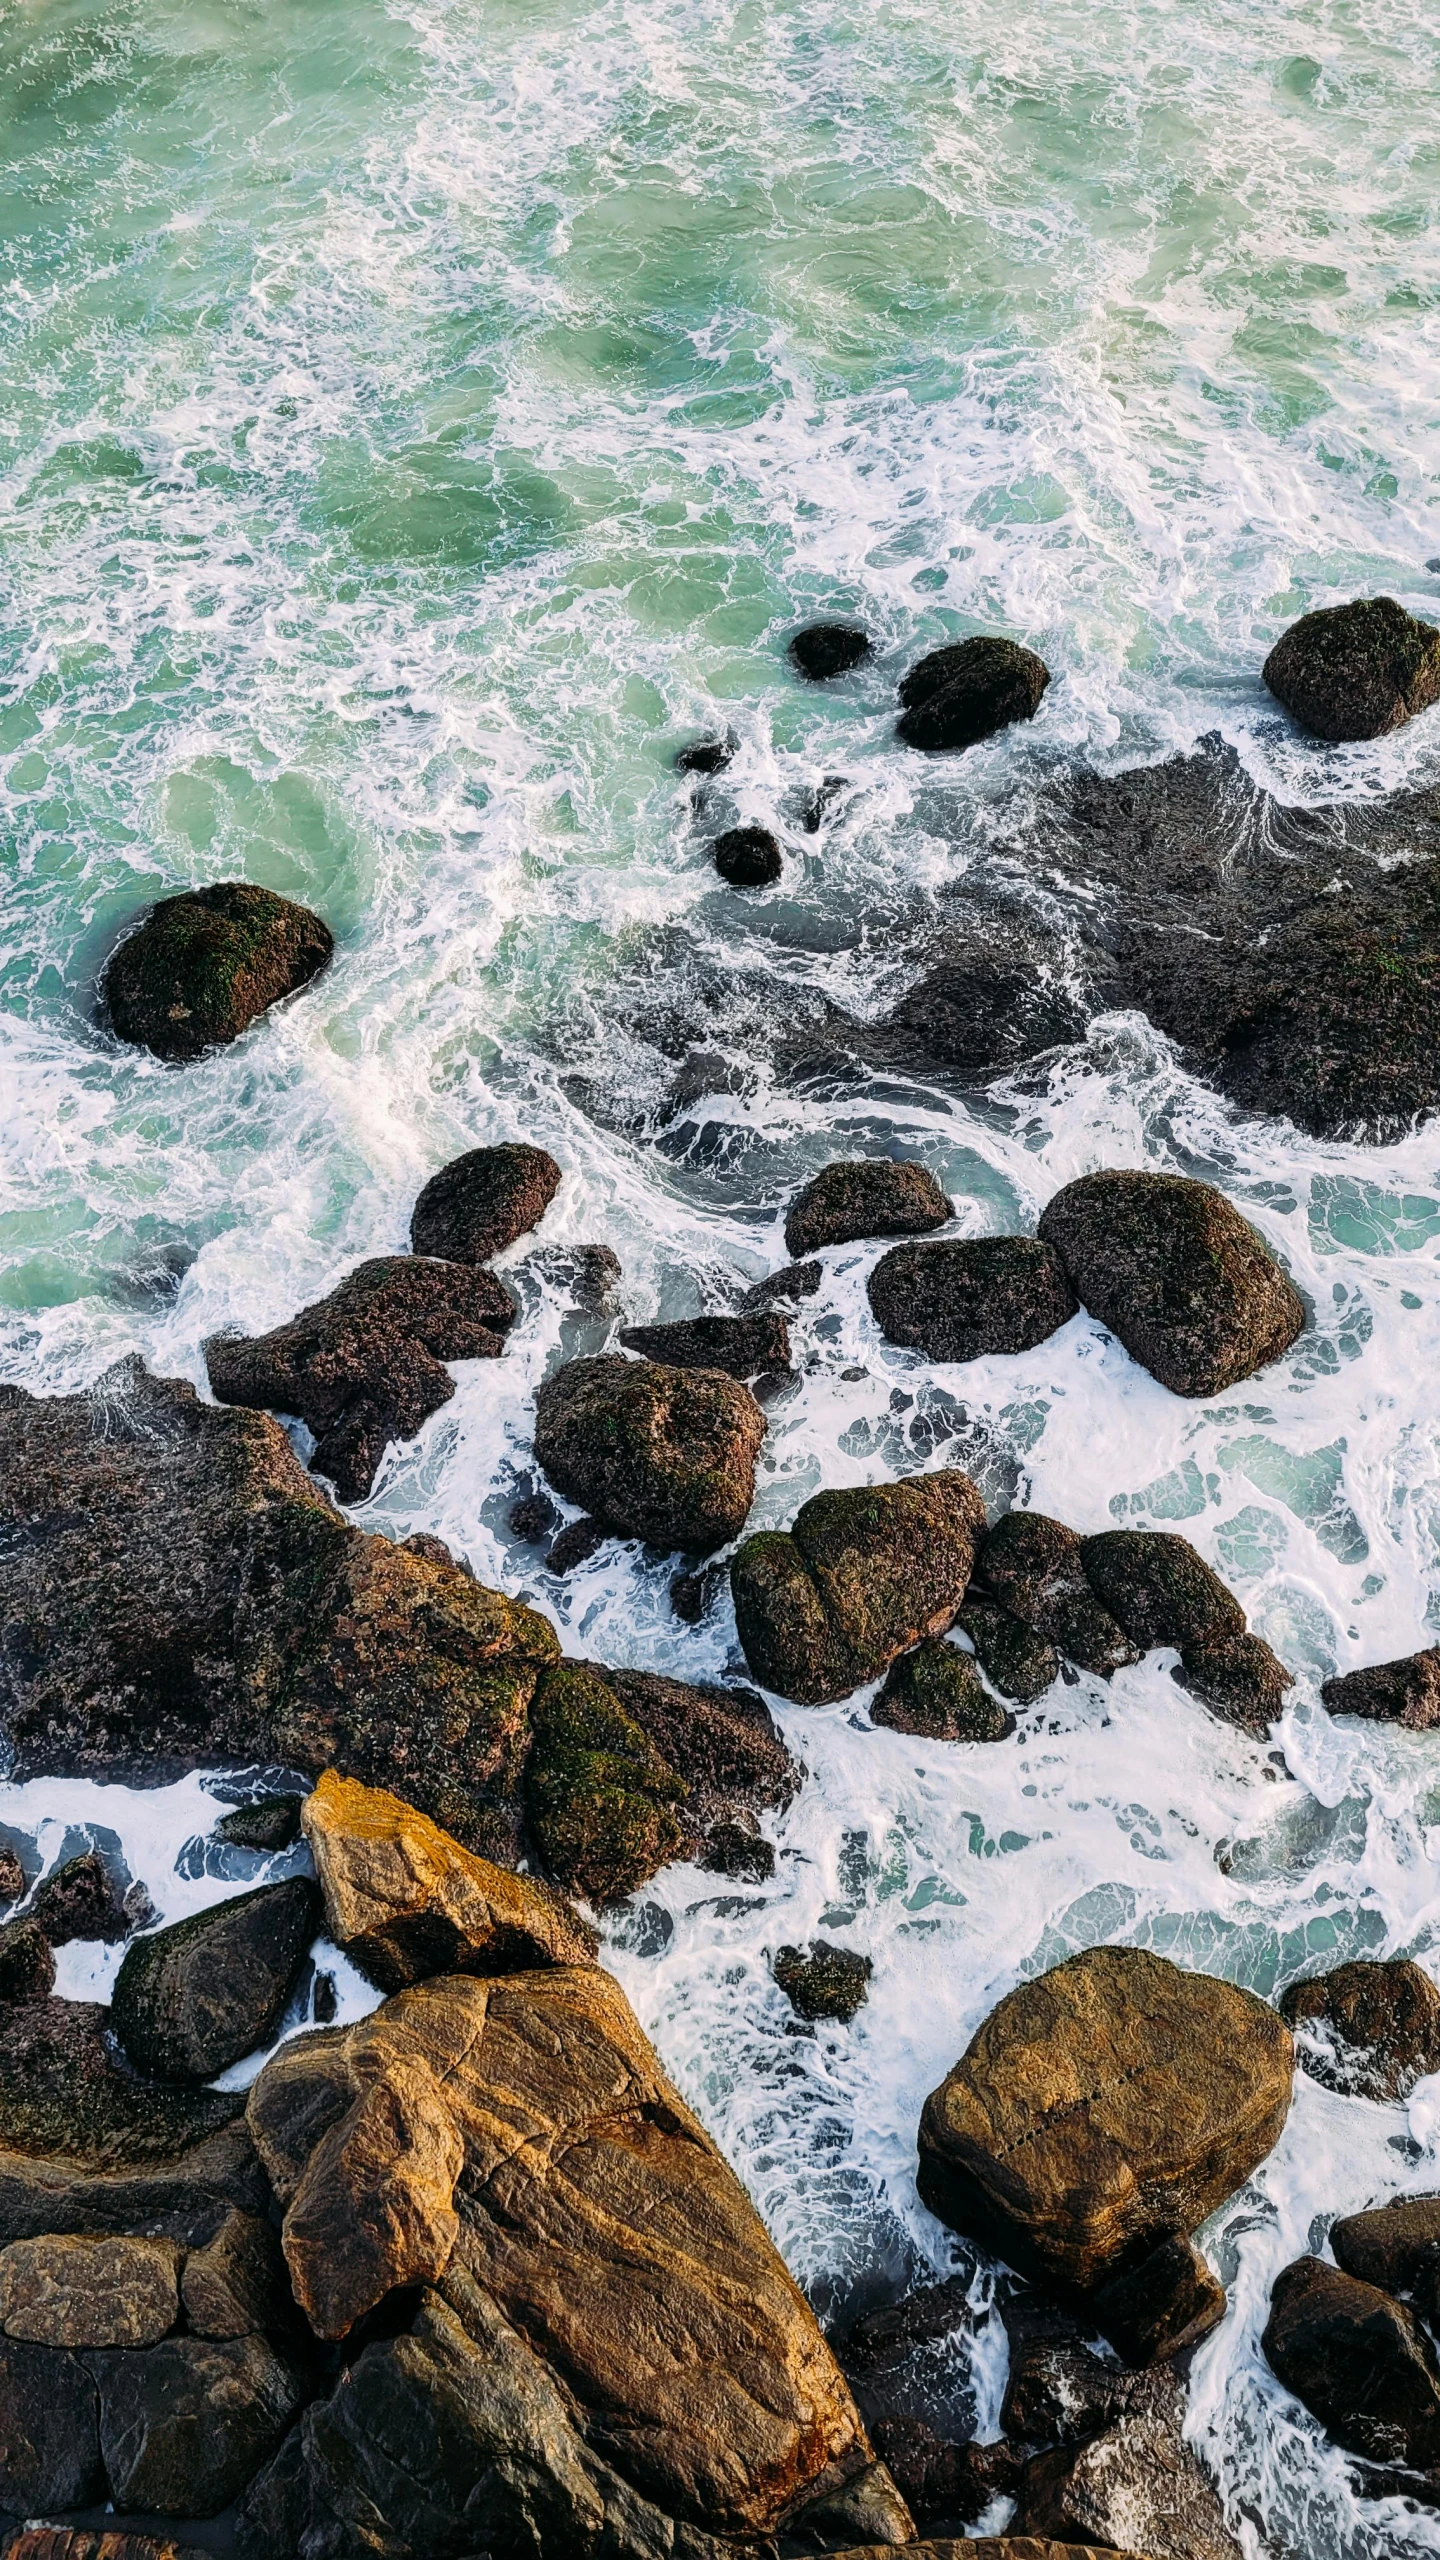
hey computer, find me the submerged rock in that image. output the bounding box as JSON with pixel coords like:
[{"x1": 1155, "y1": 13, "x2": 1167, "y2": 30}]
[
  {"x1": 774, "y1": 1941, "x2": 872, "y2": 2023},
  {"x1": 674, "y1": 731, "x2": 736, "y2": 775},
  {"x1": 785, "y1": 1158, "x2": 953, "y2": 1257},
  {"x1": 618, "y1": 1310, "x2": 791, "y2": 1377},
  {"x1": 897, "y1": 636, "x2": 1051, "y2": 753},
  {"x1": 242, "y1": 1966, "x2": 904, "y2": 2544},
  {"x1": 731, "y1": 1469, "x2": 987, "y2": 1704},
  {"x1": 1016, "y1": 2410, "x2": 1242, "y2": 2560},
  {"x1": 1263, "y1": 596, "x2": 1440, "y2": 742},
  {"x1": 917, "y1": 1946, "x2": 1293, "y2": 2294},
  {"x1": 205, "y1": 1255, "x2": 516, "y2": 1502},
  {"x1": 103, "y1": 882, "x2": 333, "y2": 1063},
  {"x1": 872, "y1": 1639, "x2": 1014, "y2": 1742},
  {"x1": 790, "y1": 623, "x2": 872, "y2": 680},
  {"x1": 533, "y1": 1353, "x2": 766, "y2": 1554},
  {"x1": 975, "y1": 1514, "x2": 1140, "y2": 1678},
  {"x1": 30, "y1": 1852, "x2": 129, "y2": 1947},
  {"x1": 1321, "y1": 1645, "x2": 1440, "y2": 1729},
  {"x1": 1039, "y1": 1171, "x2": 1305, "y2": 1397},
  {"x1": 1280, "y1": 1958, "x2": 1440, "y2": 2102},
  {"x1": 409, "y1": 1140, "x2": 561, "y2": 1265},
  {"x1": 868, "y1": 1235, "x2": 1077, "y2": 1363},
  {"x1": 956, "y1": 1593, "x2": 1060, "y2": 1703},
  {"x1": 110, "y1": 1881, "x2": 319, "y2": 2083},
  {"x1": 875, "y1": 947, "x2": 1089, "y2": 1083},
  {"x1": 1263, "y1": 2253, "x2": 1440, "y2": 2469},
  {"x1": 0, "y1": 2232, "x2": 179, "y2": 2349},
  {"x1": 304, "y1": 1767, "x2": 596, "y2": 1986},
  {"x1": 714, "y1": 824, "x2": 784, "y2": 887},
  {"x1": 742, "y1": 1257, "x2": 823, "y2": 1309}
]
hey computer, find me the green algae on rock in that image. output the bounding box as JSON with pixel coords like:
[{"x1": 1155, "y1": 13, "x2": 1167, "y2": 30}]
[
  {"x1": 731, "y1": 1470, "x2": 986, "y2": 1704},
  {"x1": 523, "y1": 1660, "x2": 688, "y2": 1905},
  {"x1": 1039, "y1": 1170, "x2": 1305, "y2": 1397},
  {"x1": 103, "y1": 883, "x2": 333, "y2": 1063},
  {"x1": 871, "y1": 1640, "x2": 1014, "y2": 1742},
  {"x1": 533, "y1": 1353, "x2": 766, "y2": 1554},
  {"x1": 1263, "y1": 596, "x2": 1440, "y2": 742}
]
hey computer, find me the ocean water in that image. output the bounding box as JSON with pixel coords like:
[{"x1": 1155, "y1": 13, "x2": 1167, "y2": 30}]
[{"x1": 4, "y1": 0, "x2": 1440, "y2": 2550}]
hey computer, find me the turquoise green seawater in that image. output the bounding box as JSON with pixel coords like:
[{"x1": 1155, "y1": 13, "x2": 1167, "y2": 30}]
[{"x1": 5, "y1": 4, "x2": 1440, "y2": 2551}]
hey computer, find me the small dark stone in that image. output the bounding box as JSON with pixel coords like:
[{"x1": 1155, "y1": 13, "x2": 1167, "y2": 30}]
[
  {"x1": 1039, "y1": 1170, "x2": 1305, "y2": 1398},
  {"x1": 110, "y1": 1879, "x2": 320, "y2": 2083},
  {"x1": 785, "y1": 1159, "x2": 954, "y2": 1258},
  {"x1": 1263, "y1": 2252, "x2": 1440, "y2": 2469},
  {"x1": 534, "y1": 1354, "x2": 766, "y2": 1555},
  {"x1": 1002, "y1": 2335, "x2": 1185, "y2": 2448},
  {"x1": 1322, "y1": 1646, "x2": 1440, "y2": 1731},
  {"x1": 0, "y1": 1920, "x2": 56, "y2": 2003},
  {"x1": 1175, "y1": 1629, "x2": 1293, "y2": 1728},
  {"x1": 619, "y1": 1312, "x2": 791, "y2": 1377},
  {"x1": 669, "y1": 1563, "x2": 725, "y2": 1623},
  {"x1": 774, "y1": 1939, "x2": 871, "y2": 2023},
  {"x1": 215, "y1": 1797, "x2": 305, "y2": 1854},
  {"x1": 0, "y1": 1844, "x2": 24, "y2": 1903},
  {"x1": 410, "y1": 1141, "x2": 562, "y2": 1266},
  {"x1": 975, "y1": 1513, "x2": 1141, "y2": 1677},
  {"x1": 0, "y1": 2334, "x2": 103, "y2": 2509},
  {"x1": 871, "y1": 1641, "x2": 1014, "y2": 1742},
  {"x1": 713, "y1": 826, "x2": 783, "y2": 888},
  {"x1": 841, "y1": 2273, "x2": 974, "y2": 2376},
  {"x1": 1280, "y1": 1958, "x2": 1440, "y2": 2102},
  {"x1": 31, "y1": 1852, "x2": 128, "y2": 1947},
  {"x1": 742, "y1": 1260, "x2": 823, "y2": 1310},
  {"x1": 1077, "y1": 1530, "x2": 1245, "y2": 1652},
  {"x1": 868, "y1": 1235, "x2": 1077, "y2": 1363},
  {"x1": 897, "y1": 636, "x2": 1050, "y2": 754},
  {"x1": 789, "y1": 624, "x2": 872, "y2": 682},
  {"x1": 1015, "y1": 2411, "x2": 1242, "y2": 2560},
  {"x1": 674, "y1": 732, "x2": 736, "y2": 776},
  {"x1": 1333, "y1": 2194, "x2": 1440, "y2": 2296},
  {"x1": 802, "y1": 775, "x2": 848, "y2": 832},
  {"x1": 1263, "y1": 596, "x2": 1440, "y2": 743},
  {"x1": 92, "y1": 2332, "x2": 307, "y2": 2514},
  {"x1": 870, "y1": 2414, "x2": 1021, "y2": 2533},
  {"x1": 956, "y1": 1593, "x2": 1058, "y2": 1704},
  {"x1": 697, "y1": 1823, "x2": 775, "y2": 1882},
  {"x1": 509, "y1": 1491, "x2": 561, "y2": 1545},
  {"x1": 312, "y1": 1970, "x2": 339, "y2": 2025},
  {"x1": 546, "y1": 1517, "x2": 608, "y2": 1576},
  {"x1": 205, "y1": 1256, "x2": 516, "y2": 1503},
  {"x1": 538, "y1": 1242, "x2": 623, "y2": 1310},
  {"x1": 103, "y1": 883, "x2": 333, "y2": 1064},
  {"x1": 400, "y1": 1530, "x2": 466, "y2": 1571},
  {"x1": 1089, "y1": 2232, "x2": 1227, "y2": 2367}
]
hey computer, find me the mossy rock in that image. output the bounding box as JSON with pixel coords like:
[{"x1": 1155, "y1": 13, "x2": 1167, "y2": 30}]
[
  {"x1": 956, "y1": 1593, "x2": 1059, "y2": 1703},
  {"x1": 524, "y1": 1662, "x2": 687, "y2": 1905},
  {"x1": 103, "y1": 882, "x2": 332, "y2": 1062},
  {"x1": 872, "y1": 1640, "x2": 1014, "y2": 1742},
  {"x1": 1263, "y1": 596, "x2": 1440, "y2": 742},
  {"x1": 1038, "y1": 1170, "x2": 1304, "y2": 1397},
  {"x1": 533, "y1": 1354, "x2": 765, "y2": 1555}
]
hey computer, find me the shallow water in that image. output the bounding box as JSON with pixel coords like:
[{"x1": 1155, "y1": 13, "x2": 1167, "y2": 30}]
[{"x1": 5, "y1": 0, "x2": 1440, "y2": 2550}]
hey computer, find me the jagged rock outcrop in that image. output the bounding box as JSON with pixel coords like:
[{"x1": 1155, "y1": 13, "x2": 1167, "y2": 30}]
[
  {"x1": 102, "y1": 883, "x2": 333, "y2": 1063},
  {"x1": 1263, "y1": 596, "x2": 1440, "y2": 742},
  {"x1": 731, "y1": 1470, "x2": 987, "y2": 1704},
  {"x1": 534, "y1": 1353, "x2": 766, "y2": 1554},
  {"x1": 1321, "y1": 1646, "x2": 1440, "y2": 1729},
  {"x1": 1279, "y1": 1958, "x2": 1440, "y2": 2102},
  {"x1": 868, "y1": 1236, "x2": 1077, "y2": 1364},
  {"x1": 785, "y1": 1159, "x2": 953, "y2": 1257},
  {"x1": 205, "y1": 1256, "x2": 517, "y2": 1501},
  {"x1": 896, "y1": 637, "x2": 1051, "y2": 753},
  {"x1": 409, "y1": 1141, "x2": 561, "y2": 1265},
  {"x1": 918, "y1": 1947, "x2": 1293, "y2": 2299},
  {"x1": 1038, "y1": 1172, "x2": 1305, "y2": 1397}
]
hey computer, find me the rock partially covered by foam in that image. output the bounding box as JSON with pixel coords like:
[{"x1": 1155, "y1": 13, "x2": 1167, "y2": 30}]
[
  {"x1": 1322, "y1": 1645, "x2": 1440, "y2": 1729},
  {"x1": 534, "y1": 1353, "x2": 766, "y2": 1554},
  {"x1": 1263, "y1": 596, "x2": 1440, "y2": 742},
  {"x1": 1039, "y1": 1170, "x2": 1305, "y2": 1397},
  {"x1": 897, "y1": 634, "x2": 1050, "y2": 752},
  {"x1": 103, "y1": 883, "x2": 332, "y2": 1063},
  {"x1": 1263, "y1": 2253, "x2": 1440, "y2": 2471},
  {"x1": 110, "y1": 1881, "x2": 319, "y2": 2083},
  {"x1": 785, "y1": 1158, "x2": 953, "y2": 1257},
  {"x1": 731, "y1": 1470, "x2": 987, "y2": 1704},
  {"x1": 1280, "y1": 1958, "x2": 1440, "y2": 2103},
  {"x1": 868, "y1": 1235, "x2": 1076, "y2": 1364}
]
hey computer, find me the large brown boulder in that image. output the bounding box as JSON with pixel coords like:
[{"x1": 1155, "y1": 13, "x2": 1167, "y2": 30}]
[
  {"x1": 868, "y1": 1237, "x2": 1076, "y2": 1364},
  {"x1": 205, "y1": 1255, "x2": 517, "y2": 1501},
  {"x1": 1263, "y1": 596, "x2": 1440, "y2": 742},
  {"x1": 243, "y1": 1967, "x2": 910, "y2": 2548},
  {"x1": 533, "y1": 1354, "x2": 765, "y2": 1554},
  {"x1": 103, "y1": 883, "x2": 332, "y2": 1063},
  {"x1": 1038, "y1": 1173, "x2": 1304, "y2": 1397},
  {"x1": 1262, "y1": 2253, "x2": 1440, "y2": 2469},
  {"x1": 1332, "y1": 2193, "x2": 1440, "y2": 2293},
  {"x1": 731, "y1": 1470, "x2": 987, "y2": 1704},
  {"x1": 0, "y1": 2233, "x2": 179, "y2": 2348},
  {"x1": 1280, "y1": 1958, "x2": 1440, "y2": 2102},
  {"x1": 917, "y1": 1947, "x2": 1293, "y2": 2294}
]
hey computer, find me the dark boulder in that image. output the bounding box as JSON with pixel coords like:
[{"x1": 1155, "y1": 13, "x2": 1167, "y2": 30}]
[
  {"x1": 774, "y1": 1941, "x2": 872, "y2": 2024},
  {"x1": 742, "y1": 1259, "x2": 823, "y2": 1310},
  {"x1": 215, "y1": 1796, "x2": 304, "y2": 1853},
  {"x1": 1263, "y1": 596, "x2": 1440, "y2": 742},
  {"x1": 698, "y1": 1824, "x2": 774, "y2": 1881},
  {"x1": 1175, "y1": 1629, "x2": 1293, "y2": 1729},
  {"x1": 0, "y1": 2001, "x2": 240, "y2": 2172},
  {"x1": 974, "y1": 1514, "x2": 1140, "y2": 1678},
  {"x1": 1089, "y1": 2232, "x2": 1227, "y2": 2366},
  {"x1": 1333, "y1": 2194, "x2": 1440, "y2": 2294},
  {"x1": 713, "y1": 825, "x2": 783, "y2": 887},
  {"x1": 897, "y1": 636, "x2": 1050, "y2": 753},
  {"x1": 618, "y1": 1311, "x2": 791, "y2": 1378},
  {"x1": 1263, "y1": 2253, "x2": 1440, "y2": 2468},
  {"x1": 103, "y1": 883, "x2": 333, "y2": 1064},
  {"x1": 731, "y1": 1469, "x2": 987, "y2": 1704},
  {"x1": 1322, "y1": 1646, "x2": 1440, "y2": 1730},
  {"x1": 533, "y1": 1354, "x2": 765, "y2": 1554},
  {"x1": 409, "y1": 1141, "x2": 561, "y2": 1265},
  {"x1": 545, "y1": 1516, "x2": 607, "y2": 1575},
  {"x1": 0, "y1": 1920, "x2": 55, "y2": 2003},
  {"x1": 1016, "y1": 2411, "x2": 1242, "y2": 2560},
  {"x1": 918, "y1": 1946, "x2": 1293, "y2": 2293},
  {"x1": 1039, "y1": 1171, "x2": 1305, "y2": 1397},
  {"x1": 1077, "y1": 1530, "x2": 1243, "y2": 1653},
  {"x1": 110, "y1": 1880, "x2": 319, "y2": 2082},
  {"x1": 868, "y1": 1236, "x2": 1076, "y2": 1363},
  {"x1": 841, "y1": 2273, "x2": 974, "y2": 2381},
  {"x1": 790, "y1": 624, "x2": 872, "y2": 681},
  {"x1": 93, "y1": 2333, "x2": 307, "y2": 2514},
  {"x1": 785, "y1": 1159, "x2": 953, "y2": 1257},
  {"x1": 674, "y1": 731, "x2": 736, "y2": 775},
  {"x1": 875, "y1": 948, "x2": 1089, "y2": 1082},
  {"x1": 0, "y1": 2334, "x2": 103, "y2": 2509},
  {"x1": 522, "y1": 1662, "x2": 688, "y2": 1906},
  {"x1": 0, "y1": 2117, "x2": 268, "y2": 2252},
  {"x1": 869, "y1": 2414, "x2": 1023, "y2": 2532},
  {"x1": 872, "y1": 1641, "x2": 1014, "y2": 1742},
  {"x1": 956, "y1": 1594, "x2": 1059, "y2": 1703},
  {"x1": 205, "y1": 1256, "x2": 516, "y2": 1503},
  {"x1": 1280, "y1": 1958, "x2": 1440, "y2": 2102},
  {"x1": 1003, "y1": 2334, "x2": 1185, "y2": 2448},
  {"x1": 181, "y1": 2209, "x2": 295, "y2": 2341},
  {"x1": 30, "y1": 1852, "x2": 129, "y2": 1946},
  {"x1": 600, "y1": 1668, "x2": 800, "y2": 1859}
]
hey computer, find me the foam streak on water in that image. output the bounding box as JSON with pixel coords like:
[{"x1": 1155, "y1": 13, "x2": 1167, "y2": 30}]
[{"x1": 5, "y1": 0, "x2": 1440, "y2": 2550}]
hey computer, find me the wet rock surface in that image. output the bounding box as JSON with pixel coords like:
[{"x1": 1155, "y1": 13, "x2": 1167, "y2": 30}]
[
  {"x1": 1173, "y1": 1628, "x2": 1293, "y2": 1727},
  {"x1": 975, "y1": 1515, "x2": 1140, "y2": 1679},
  {"x1": 742, "y1": 1257, "x2": 823, "y2": 1309},
  {"x1": 786, "y1": 1159, "x2": 954, "y2": 1257},
  {"x1": 205, "y1": 1255, "x2": 517, "y2": 1501},
  {"x1": 714, "y1": 824, "x2": 783, "y2": 886},
  {"x1": 868, "y1": 1237, "x2": 1077, "y2": 1364},
  {"x1": 179, "y1": 2209, "x2": 294, "y2": 2342},
  {"x1": 956, "y1": 1595, "x2": 1060, "y2": 1703},
  {"x1": 0, "y1": 1921, "x2": 55, "y2": 2003},
  {"x1": 1076, "y1": 1530, "x2": 1244, "y2": 1654},
  {"x1": 731, "y1": 1469, "x2": 987, "y2": 1704},
  {"x1": 110, "y1": 1879, "x2": 319, "y2": 2082},
  {"x1": 1280, "y1": 1957, "x2": 1440, "y2": 2102},
  {"x1": 1263, "y1": 595, "x2": 1440, "y2": 742},
  {"x1": 0, "y1": 2233, "x2": 179, "y2": 2348},
  {"x1": 214, "y1": 1795, "x2": 304, "y2": 1852},
  {"x1": 599, "y1": 1666, "x2": 801, "y2": 1859},
  {"x1": 872, "y1": 1640, "x2": 1015, "y2": 1742},
  {"x1": 0, "y1": 2332, "x2": 103, "y2": 2510},
  {"x1": 1263, "y1": 2253, "x2": 1440, "y2": 2469},
  {"x1": 534, "y1": 1352, "x2": 766, "y2": 1553},
  {"x1": 790, "y1": 622, "x2": 872, "y2": 680},
  {"x1": 523, "y1": 1660, "x2": 687, "y2": 1903},
  {"x1": 618, "y1": 1309, "x2": 791, "y2": 1376},
  {"x1": 0, "y1": 2116, "x2": 269, "y2": 2253},
  {"x1": 0, "y1": 2001, "x2": 241, "y2": 2173},
  {"x1": 1321, "y1": 1645, "x2": 1440, "y2": 1729},
  {"x1": 409, "y1": 1140, "x2": 561, "y2": 1265},
  {"x1": 102, "y1": 883, "x2": 333, "y2": 1063},
  {"x1": 1089, "y1": 2232, "x2": 1227, "y2": 2367},
  {"x1": 1015, "y1": 2411, "x2": 1242, "y2": 2560},
  {"x1": 896, "y1": 637, "x2": 1051, "y2": 753},
  {"x1": 1332, "y1": 2193, "x2": 1440, "y2": 2294},
  {"x1": 774, "y1": 1940, "x2": 873, "y2": 2023},
  {"x1": 918, "y1": 1946, "x2": 1293, "y2": 2294},
  {"x1": 93, "y1": 2332, "x2": 308, "y2": 2514},
  {"x1": 28, "y1": 1853, "x2": 129, "y2": 1947},
  {"x1": 1038, "y1": 1171, "x2": 1305, "y2": 1397}
]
